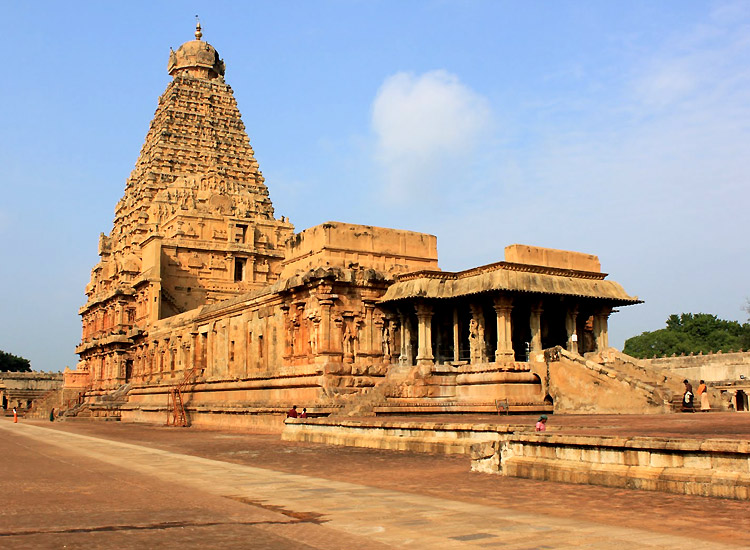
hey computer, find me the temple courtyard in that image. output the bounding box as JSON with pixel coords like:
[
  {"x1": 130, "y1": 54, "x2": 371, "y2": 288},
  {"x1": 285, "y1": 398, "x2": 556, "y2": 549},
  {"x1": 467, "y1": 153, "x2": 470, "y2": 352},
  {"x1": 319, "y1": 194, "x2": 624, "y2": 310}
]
[{"x1": 1, "y1": 414, "x2": 748, "y2": 549}]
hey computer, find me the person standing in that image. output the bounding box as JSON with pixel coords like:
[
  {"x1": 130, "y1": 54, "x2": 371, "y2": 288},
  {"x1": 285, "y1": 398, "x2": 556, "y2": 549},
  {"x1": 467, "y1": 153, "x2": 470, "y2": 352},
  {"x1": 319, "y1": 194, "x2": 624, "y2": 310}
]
[
  {"x1": 13, "y1": 407, "x2": 17, "y2": 423},
  {"x1": 682, "y1": 380, "x2": 694, "y2": 412},
  {"x1": 697, "y1": 380, "x2": 710, "y2": 412}
]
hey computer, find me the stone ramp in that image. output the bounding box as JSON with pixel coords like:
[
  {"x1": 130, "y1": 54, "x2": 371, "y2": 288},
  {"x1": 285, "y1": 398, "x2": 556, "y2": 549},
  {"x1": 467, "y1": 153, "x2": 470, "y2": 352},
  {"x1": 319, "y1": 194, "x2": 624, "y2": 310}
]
[{"x1": 539, "y1": 347, "x2": 677, "y2": 414}]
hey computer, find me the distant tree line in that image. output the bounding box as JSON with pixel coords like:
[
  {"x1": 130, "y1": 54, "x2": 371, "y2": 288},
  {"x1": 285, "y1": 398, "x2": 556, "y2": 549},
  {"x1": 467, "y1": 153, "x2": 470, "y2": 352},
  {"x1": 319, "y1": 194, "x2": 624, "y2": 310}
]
[
  {"x1": 623, "y1": 313, "x2": 750, "y2": 359},
  {"x1": 0, "y1": 350, "x2": 32, "y2": 372}
]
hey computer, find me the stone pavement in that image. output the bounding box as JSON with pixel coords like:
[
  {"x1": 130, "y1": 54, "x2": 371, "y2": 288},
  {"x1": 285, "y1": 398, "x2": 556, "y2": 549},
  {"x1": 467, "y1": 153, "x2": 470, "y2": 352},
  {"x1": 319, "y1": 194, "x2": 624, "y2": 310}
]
[{"x1": 1, "y1": 418, "x2": 748, "y2": 549}]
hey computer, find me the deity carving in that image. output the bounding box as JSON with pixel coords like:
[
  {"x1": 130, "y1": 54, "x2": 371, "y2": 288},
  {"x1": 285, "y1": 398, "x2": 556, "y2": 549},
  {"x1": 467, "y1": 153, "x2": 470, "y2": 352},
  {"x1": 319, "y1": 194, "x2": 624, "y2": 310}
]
[
  {"x1": 469, "y1": 309, "x2": 487, "y2": 364},
  {"x1": 343, "y1": 319, "x2": 357, "y2": 363},
  {"x1": 382, "y1": 322, "x2": 391, "y2": 358}
]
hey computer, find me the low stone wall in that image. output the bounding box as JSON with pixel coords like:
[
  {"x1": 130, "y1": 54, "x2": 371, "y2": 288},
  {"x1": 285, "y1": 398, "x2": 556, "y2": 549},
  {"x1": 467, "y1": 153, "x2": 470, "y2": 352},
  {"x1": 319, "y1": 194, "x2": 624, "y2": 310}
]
[
  {"x1": 471, "y1": 434, "x2": 750, "y2": 500},
  {"x1": 643, "y1": 351, "x2": 750, "y2": 382},
  {"x1": 283, "y1": 418, "x2": 529, "y2": 454}
]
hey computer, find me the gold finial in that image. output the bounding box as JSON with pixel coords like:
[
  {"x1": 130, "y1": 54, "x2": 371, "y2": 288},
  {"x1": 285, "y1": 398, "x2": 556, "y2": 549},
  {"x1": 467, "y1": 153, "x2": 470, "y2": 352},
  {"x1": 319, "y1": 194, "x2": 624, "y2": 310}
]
[{"x1": 195, "y1": 15, "x2": 202, "y2": 40}]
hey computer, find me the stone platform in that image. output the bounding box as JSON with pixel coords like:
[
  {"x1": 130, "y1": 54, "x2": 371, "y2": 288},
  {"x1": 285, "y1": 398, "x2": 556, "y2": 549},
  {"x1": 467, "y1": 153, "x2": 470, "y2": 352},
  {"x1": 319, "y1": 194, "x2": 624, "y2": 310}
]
[
  {"x1": 3, "y1": 417, "x2": 749, "y2": 549},
  {"x1": 283, "y1": 412, "x2": 750, "y2": 500}
]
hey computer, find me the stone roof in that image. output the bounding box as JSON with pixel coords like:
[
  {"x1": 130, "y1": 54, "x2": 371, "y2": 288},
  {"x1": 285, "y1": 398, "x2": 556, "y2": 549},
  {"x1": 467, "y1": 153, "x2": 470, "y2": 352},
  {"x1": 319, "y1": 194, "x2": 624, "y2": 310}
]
[
  {"x1": 168, "y1": 22, "x2": 226, "y2": 78},
  {"x1": 380, "y1": 261, "x2": 641, "y2": 305}
]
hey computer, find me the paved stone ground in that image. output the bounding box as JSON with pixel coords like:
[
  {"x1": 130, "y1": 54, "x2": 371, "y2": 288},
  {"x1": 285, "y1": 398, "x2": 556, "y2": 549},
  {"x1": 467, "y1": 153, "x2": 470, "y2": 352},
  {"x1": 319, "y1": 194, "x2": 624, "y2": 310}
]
[{"x1": 1, "y1": 414, "x2": 749, "y2": 549}]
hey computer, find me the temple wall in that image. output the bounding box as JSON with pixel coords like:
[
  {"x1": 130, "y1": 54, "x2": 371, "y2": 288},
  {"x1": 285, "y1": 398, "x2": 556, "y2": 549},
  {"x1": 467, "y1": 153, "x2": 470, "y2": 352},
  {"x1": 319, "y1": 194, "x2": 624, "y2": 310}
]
[
  {"x1": 0, "y1": 372, "x2": 64, "y2": 411},
  {"x1": 281, "y1": 222, "x2": 438, "y2": 277},
  {"x1": 504, "y1": 244, "x2": 600, "y2": 272},
  {"x1": 642, "y1": 351, "x2": 750, "y2": 382}
]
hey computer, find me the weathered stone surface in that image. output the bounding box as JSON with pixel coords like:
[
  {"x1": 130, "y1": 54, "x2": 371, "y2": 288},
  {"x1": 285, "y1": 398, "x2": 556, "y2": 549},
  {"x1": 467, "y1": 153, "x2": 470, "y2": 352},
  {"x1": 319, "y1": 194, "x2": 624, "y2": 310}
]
[
  {"x1": 472, "y1": 432, "x2": 750, "y2": 500},
  {"x1": 63, "y1": 24, "x2": 648, "y2": 426}
]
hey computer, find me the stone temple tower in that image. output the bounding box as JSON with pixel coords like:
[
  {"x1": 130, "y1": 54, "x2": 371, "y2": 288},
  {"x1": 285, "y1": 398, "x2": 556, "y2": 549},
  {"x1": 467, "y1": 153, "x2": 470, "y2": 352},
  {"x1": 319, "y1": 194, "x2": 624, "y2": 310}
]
[{"x1": 77, "y1": 24, "x2": 294, "y2": 387}]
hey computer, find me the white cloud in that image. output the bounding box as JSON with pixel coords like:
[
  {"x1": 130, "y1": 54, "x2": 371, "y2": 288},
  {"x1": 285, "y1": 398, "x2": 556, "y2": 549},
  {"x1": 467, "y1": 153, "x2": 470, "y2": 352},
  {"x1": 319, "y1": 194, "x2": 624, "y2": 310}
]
[{"x1": 371, "y1": 70, "x2": 491, "y2": 201}]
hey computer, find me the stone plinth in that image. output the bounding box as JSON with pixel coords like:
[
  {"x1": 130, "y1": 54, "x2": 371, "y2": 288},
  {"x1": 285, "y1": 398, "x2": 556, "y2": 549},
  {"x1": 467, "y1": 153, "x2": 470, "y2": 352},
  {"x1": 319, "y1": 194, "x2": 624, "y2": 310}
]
[{"x1": 471, "y1": 434, "x2": 750, "y2": 500}]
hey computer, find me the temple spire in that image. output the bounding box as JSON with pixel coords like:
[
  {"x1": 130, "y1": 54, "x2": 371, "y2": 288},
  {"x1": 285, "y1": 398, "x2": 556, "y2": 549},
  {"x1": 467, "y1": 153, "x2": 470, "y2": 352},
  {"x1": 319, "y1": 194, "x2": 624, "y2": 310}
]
[{"x1": 195, "y1": 16, "x2": 202, "y2": 41}]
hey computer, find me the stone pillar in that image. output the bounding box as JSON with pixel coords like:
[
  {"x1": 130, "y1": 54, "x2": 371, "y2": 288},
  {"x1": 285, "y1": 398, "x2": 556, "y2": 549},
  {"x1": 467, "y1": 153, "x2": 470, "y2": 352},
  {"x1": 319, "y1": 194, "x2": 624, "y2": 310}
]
[
  {"x1": 316, "y1": 295, "x2": 341, "y2": 362},
  {"x1": 530, "y1": 301, "x2": 543, "y2": 354},
  {"x1": 363, "y1": 302, "x2": 375, "y2": 356},
  {"x1": 593, "y1": 306, "x2": 612, "y2": 352},
  {"x1": 115, "y1": 303, "x2": 124, "y2": 329},
  {"x1": 318, "y1": 299, "x2": 332, "y2": 353},
  {"x1": 452, "y1": 307, "x2": 460, "y2": 363},
  {"x1": 280, "y1": 303, "x2": 292, "y2": 359},
  {"x1": 398, "y1": 314, "x2": 407, "y2": 365},
  {"x1": 207, "y1": 323, "x2": 215, "y2": 374},
  {"x1": 415, "y1": 303, "x2": 434, "y2": 366},
  {"x1": 190, "y1": 332, "x2": 198, "y2": 374},
  {"x1": 566, "y1": 305, "x2": 579, "y2": 355},
  {"x1": 399, "y1": 313, "x2": 413, "y2": 366},
  {"x1": 493, "y1": 295, "x2": 514, "y2": 363}
]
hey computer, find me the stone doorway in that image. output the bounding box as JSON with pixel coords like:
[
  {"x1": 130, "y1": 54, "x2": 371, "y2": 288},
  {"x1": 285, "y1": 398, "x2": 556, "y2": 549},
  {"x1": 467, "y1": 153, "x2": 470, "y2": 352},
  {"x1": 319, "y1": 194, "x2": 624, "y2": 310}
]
[
  {"x1": 511, "y1": 301, "x2": 532, "y2": 361},
  {"x1": 541, "y1": 299, "x2": 568, "y2": 350}
]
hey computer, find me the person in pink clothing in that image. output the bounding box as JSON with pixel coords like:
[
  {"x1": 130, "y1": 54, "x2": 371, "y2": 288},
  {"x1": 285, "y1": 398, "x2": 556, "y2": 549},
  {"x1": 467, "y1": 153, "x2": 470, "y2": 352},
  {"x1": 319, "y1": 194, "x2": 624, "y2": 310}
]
[{"x1": 535, "y1": 415, "x2": 547, "y2": 432}]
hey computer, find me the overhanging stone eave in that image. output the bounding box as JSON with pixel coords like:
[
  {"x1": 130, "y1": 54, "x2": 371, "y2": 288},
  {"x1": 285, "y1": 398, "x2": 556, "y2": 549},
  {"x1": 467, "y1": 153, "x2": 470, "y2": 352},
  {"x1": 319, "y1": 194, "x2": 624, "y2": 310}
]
[
  {"x1": 378, "y1": 289, "x2": 642, "y2": 307},
  {"x1": 379, "y1": 270, "x2": 640, "y2": 306}
]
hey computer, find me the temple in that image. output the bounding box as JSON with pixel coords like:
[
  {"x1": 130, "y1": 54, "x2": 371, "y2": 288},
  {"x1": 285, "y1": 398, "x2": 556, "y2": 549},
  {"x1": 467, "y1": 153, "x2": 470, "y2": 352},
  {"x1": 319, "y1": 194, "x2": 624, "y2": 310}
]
[{"x1": 65, "y1": 25, "x2": 655, "y2": 427}]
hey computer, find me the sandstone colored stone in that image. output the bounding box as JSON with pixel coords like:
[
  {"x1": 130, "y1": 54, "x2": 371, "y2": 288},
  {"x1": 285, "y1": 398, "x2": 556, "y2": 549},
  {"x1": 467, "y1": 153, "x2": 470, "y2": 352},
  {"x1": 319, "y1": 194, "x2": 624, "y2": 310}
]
[{"x1": 62, "y1": 24, "x2": 651, "y2": 426}]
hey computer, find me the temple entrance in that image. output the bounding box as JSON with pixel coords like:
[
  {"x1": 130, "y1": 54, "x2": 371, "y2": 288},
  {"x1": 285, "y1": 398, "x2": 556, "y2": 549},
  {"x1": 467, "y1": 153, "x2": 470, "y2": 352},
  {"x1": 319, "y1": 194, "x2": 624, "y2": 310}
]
[
  {"x1": 432, "y1": 302, "x2": 455, "y2": 364},
  {"x1": 480, "y1": 300, "x2": 497, "y2": 362},
  {"x1": 541, "y1": 298, "x2": 568, "y2": 350},
  {"x1": 511, "y1": 302, "x2": 532, "y2": 361},
  {"x1": 737, "y1": 390, "x2": 747, "y2": 412}
]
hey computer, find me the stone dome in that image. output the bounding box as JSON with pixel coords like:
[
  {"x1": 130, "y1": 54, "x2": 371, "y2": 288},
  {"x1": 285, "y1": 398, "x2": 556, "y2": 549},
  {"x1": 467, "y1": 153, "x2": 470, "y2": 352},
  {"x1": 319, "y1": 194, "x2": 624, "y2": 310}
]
[{"x1": 167, "y1": 23, "x2": 225, "y2": 79}]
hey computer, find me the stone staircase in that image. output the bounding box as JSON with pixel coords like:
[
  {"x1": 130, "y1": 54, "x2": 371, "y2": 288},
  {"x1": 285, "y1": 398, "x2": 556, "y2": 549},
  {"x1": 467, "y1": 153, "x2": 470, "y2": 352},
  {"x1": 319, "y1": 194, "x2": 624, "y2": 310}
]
[
  {"x1": 334, "y1": 359, "x2": 552, "y2": 417},
  {"x1": 335, "y1": 363, "x2": 424, "y2": 416},
  {"x1": 60, "y1": 383, "x2": 132, "y2": 421},
  {"x1": 543, "y1": 347, "x2": 681, "y2": 413}
]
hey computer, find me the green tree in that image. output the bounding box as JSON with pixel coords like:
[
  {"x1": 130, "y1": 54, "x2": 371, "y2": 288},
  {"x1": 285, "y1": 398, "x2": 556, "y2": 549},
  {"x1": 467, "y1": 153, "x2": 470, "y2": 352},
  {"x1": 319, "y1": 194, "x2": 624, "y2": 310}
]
[
  {"x1": 624, "y1": 312, "x2": 750, "y2": 358},
  {"x1": 0, "y1": 350, "x2": 32, "y2": 372}
]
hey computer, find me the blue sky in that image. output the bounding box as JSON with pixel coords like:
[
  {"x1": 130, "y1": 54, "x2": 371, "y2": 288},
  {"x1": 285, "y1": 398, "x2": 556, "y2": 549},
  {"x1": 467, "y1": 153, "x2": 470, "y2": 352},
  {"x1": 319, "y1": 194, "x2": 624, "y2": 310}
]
[{"x1": 1, "y1": 1, "x2": 749, "y2": 371}]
